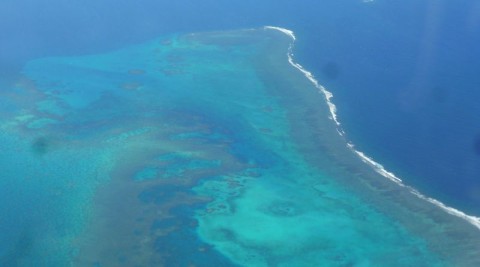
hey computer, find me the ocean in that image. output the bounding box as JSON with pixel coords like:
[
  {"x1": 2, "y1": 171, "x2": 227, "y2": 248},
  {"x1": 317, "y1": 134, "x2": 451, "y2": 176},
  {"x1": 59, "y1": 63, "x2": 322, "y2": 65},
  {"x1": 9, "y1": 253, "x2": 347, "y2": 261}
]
[{"x1": 1, "y1": 0, "x2": 480, "y2": 266}]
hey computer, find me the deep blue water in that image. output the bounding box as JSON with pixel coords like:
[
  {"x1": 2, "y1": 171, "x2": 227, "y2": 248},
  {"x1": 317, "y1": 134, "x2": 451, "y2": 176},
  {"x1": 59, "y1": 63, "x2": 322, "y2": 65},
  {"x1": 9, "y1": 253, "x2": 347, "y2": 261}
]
[
  {"x1": 1, "y1": 0, "x2": 479, "y2": 236},
  {"x1": 298, "y1": 0, "x2": 480, "y2": 214}
]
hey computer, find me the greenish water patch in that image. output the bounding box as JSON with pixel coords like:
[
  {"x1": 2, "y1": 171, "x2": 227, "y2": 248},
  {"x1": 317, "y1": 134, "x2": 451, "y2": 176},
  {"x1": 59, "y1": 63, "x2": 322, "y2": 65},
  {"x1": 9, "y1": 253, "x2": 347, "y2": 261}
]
[
  {"x1": 133, "y1": 152, "x2": 222, "y2": 181},
  {"x1": 26, "y1": 118, "x2": 57, "y2": 129},
  {"x1": 105, "y1": 127, "x2": 152, "y2": 143},
  {"x1": 36, "y1": 99, "x2": 67, "y2": 116}
]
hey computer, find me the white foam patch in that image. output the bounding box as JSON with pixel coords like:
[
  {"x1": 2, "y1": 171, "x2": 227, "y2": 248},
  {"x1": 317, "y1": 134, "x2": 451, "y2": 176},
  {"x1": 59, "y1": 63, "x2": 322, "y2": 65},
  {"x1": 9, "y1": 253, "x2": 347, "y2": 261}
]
[
  {"x1": 264, "y1": 26, "x2": 296, "y2": 41},
  {"x1": 264, "y1": 25, "x2": 480, "y2": 231}
]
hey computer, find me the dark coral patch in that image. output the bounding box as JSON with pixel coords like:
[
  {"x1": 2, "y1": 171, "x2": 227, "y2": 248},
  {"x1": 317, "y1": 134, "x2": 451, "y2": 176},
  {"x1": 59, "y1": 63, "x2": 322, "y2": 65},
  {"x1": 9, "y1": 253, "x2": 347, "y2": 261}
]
[
  {"x1": 264, "y1": 201, "x2": 302, "y2": 217},
  {"x1": 31, "y1": 137, "x2": 49, "y2": 156}
]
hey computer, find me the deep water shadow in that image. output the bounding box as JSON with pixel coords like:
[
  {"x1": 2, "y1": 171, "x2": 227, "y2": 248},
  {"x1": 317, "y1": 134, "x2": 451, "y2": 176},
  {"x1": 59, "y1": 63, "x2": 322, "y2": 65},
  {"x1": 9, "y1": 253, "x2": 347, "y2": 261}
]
[
  {"x1": 473, "y1": 135, "x2": 480, "y2": 156},
  {"x1": 430, "y1": 86, "x2": 449, "y2": 104},
  {"x1": 321, "y1": 61, "x2": 340, "y2": 80}
]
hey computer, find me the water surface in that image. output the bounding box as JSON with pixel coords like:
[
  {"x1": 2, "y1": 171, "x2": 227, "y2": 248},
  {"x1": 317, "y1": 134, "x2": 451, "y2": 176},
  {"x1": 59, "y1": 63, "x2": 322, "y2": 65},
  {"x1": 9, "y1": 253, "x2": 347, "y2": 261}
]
[{"x1": 1, "y1": 27, "x2": 479, "y2": 266}]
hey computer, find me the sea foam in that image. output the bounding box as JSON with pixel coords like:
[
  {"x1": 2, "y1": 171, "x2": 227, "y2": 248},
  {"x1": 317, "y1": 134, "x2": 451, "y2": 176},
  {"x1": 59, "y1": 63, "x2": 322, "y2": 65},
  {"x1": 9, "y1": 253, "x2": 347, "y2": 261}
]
[{"x1": 264, "y1": 25, "x2": 480, "y2": 231}]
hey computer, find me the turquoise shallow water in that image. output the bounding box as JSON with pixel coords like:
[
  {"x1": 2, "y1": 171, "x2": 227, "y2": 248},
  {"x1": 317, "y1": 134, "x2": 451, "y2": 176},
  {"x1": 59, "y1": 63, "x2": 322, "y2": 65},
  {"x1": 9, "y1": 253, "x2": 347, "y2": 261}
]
[{"x1": 1, "y1": 28, "x2": 479, "y2": 266}]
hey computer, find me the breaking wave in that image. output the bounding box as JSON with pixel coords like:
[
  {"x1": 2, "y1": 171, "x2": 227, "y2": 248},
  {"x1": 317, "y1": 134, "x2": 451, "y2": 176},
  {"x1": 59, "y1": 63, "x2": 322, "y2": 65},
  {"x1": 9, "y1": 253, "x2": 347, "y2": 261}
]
[{"x1": 264, "y1": 25, "x2": 480, "y2": 230}]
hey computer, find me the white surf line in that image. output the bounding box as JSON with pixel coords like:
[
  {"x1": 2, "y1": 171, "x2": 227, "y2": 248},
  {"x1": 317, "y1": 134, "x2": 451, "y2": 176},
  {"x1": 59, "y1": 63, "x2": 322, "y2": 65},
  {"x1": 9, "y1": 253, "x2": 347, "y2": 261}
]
[
  {"x1": 264, "y1": 26, "x2": 344, "y2": 134},
  {"x1": 264, "y1": 25, "x2": 480, "y2": 231}
]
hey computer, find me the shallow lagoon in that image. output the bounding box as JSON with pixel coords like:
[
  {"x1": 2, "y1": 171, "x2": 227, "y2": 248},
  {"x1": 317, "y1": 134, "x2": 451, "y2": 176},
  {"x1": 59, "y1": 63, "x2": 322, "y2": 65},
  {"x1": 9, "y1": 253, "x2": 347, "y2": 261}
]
[{"x1": 1, "y1": 28, "x2": 479, "y2": 266}]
